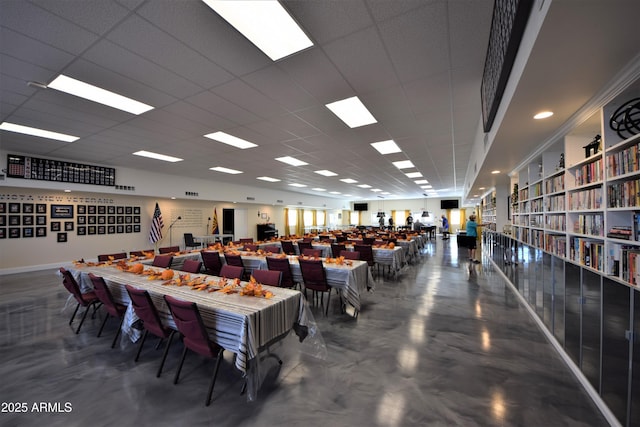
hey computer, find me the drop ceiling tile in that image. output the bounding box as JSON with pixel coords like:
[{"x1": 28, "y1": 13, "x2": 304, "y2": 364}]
[{"x1": 30, "y1": 0, "x2": 130, "y2": 35}]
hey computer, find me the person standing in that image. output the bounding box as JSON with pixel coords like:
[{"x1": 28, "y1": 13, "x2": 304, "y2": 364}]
[
  {"x1": 441, "y1": 214, "x2": 449, "y2": 239},
  {"x1": 466, "y1": 214, "x2": 482, "y2": 263},
  {"x1": 406, "y1": 214, "x2": 413, "y2": 229},
  {"x1": 388, "y1": 216, "x2": 394, "y2": 231},
  {"x1": 378, "y1": 214, "x2": 385, "y2": 228}
]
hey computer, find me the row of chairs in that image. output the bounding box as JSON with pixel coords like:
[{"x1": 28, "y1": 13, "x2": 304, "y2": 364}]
[{"x1": 60, "y1": 267, "x2": 227, "y2": 406}]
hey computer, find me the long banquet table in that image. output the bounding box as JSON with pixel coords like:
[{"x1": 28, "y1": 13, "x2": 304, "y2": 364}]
[{"x1": 66, "y1": 262, "x2": 314, "y2": 401}]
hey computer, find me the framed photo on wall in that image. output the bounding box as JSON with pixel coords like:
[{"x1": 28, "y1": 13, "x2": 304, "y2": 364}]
[
  {"x1": 9, "y1": 227, "x2": 20, "y2": 238},
  {"x1": 88, "y1": 205, "x2": 96, "y2": 215},
  {"x1": 36, "y1": 215, "x2": 46, "y2": 225},
  {"x1": 133, "y1": 224, "x2": 141, "y2": 233},
  {"x1": 125, "y1": 225, "x2": 132, "y2": 233},
  {"x1": 107, "y1": 206, "x2": 115, "y2": 215},
  {"x1": 77, "y1": 216, "x2": 86, "y2": 225},
  {"x1": 125, "y1": 206, "x2": 132, "y2": 215},
  {"x1": 57, "y1": 232, "x2": 67, "y2": 243},
  {"x1": 36, "y1": 227, "x2": 46, "y2": 237},
  {"x1": 107, "y1": 225, "x2": 115, "y2": 234},
  {"x1": 98, "y1": 226, "x2": 106, "y2": 235},
  {"x1": 22, "y1": 203, "x2": 34, "y2": 213},
  {"x1": 36, "y1": 204, "x2": 47, "y2": 214},
  {"x1": 116, "y1": 225, "x2": 124, "y2": 233},
  {"x1": 22, "y1": 215, "x2": 34, "y2": 226},
  {"x1": 88, "y1": 216, "x2": 96, "y2": 224},
  {"x1": 77, "y1": 226, "x2": 86, "y2": 236},
  {"x1": 77, "y1": 205, "x2": 86, "y2": 214},
  {"x1": 98, "y1": 216, "x2": 106, "y2": 224},
  {"x1": 51, "y1": 205, "x2": 74, "y2": 219},
  {"x1": 0, "y1": 228, "x2": 6, "y2": 239},
  {"x1": 0, "y1": 216, "x2": 5, "y2": 227},
  {"x1": 133, "y1": 207, "x2": 140, "y2": 215},
  {"x1": 64, "y1": 221, "x2": 74, "y2": 231},
  {"x1": 88, "y1": 226, "x2": 96, "y2": 235},
  {"x1": 98, "y1": 206, "x2": 106, "y2": 215},
  {"x1": 0, "y1": 202, "x2": 5, "y2": 214},
  {"x1": 51, "y1": 221, "x2": 61, "y2": 232},
  {"x1": 107, "y1": 216, "x2": 115, "y2": 224},
  {"x1": 23, "y1": 227, "x2": 33, "y2": 238},
  {"x1": 116, "y1": 206, "x2": 124, "y2": 215},
  {"x1": 9, "y1": 203, "x2": 20, "y2": 214},
  {"x1": 9, "y1": 215, "x2": 20, "y2": 226}
]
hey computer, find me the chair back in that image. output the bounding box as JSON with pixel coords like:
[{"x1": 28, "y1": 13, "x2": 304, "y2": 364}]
[
  {"x1": 224, "y1": 254, "x2": 244, "y2": 268},
  {"x1": 354, "y1": 244, "x2": 375, "y2": 266},
  {"x1": 181, "y1": 259, "x2": 202, "y2": 273},
  {"x1": 318, "y1": 235, "x2": 332, "y2": 242},
  {"x1": 98, "y1": 252, "x2": 127, "y2": 262},
  {"x1": 280, "y1": 241, "x2": 296, "y2": 255},
  {"x1": 201, "y1": 251, "x2": 223, "y2": 276},
  {"x1": 266, "y1": 257, "x2": 295, "y2": 288},
  {"x1": 363, "y1": 237, "x2": 375, "y2": 245},
  {"x1": 341, "y1": 250, "x2": 360, "y2": 260},
  {"x1": 152, "y1": 254, "x2": 173, "y2": 268},
  {"x1": 220, "y1": 264, "x2": 243, "y2": 279},
  {"x1": 297, "y1": 241, "x2": 313, "y2": 254},
  {"x1": 335, "y1": 235, "x2": 347, "y2": 243},
  {"x1": 298, "y1": 259, "x2": 329, "y2": 292},
  {"x1": 184, "y1": 233, "x2": 202, "y2": 248},
  {"x1": 302, "y1": 248, "x2": 322, "y2": 258},
  {"x1": 130, "y1": 249, "x2": 154, "y2": 257},
  {"x1": 164, "y1": 295, "x2": 218, "y2": 358},
  {"x1": 60, "y1": 267, "x2": 84, "y2": 304},
  {"x1": 251, "y1": 269, "x2": 282, "y2": 287},
  {"x1": 159, "y1": 246, "x2": 180, "y2": 254},
  {"x1": 88, "y1": 273, "x2": 122, "y2": 317},
  {"x1": 331, "y1": 244, "x2": 346, "y2": 258},
  {"x1": 264, "y1": 245, "x2": 280, "y2": 254},
  {"x1": 125, "y1": 285, "x2": 169, "y2": 339},
  {"x1": 239, "y1": 238, "x2": 254, "y2": 244},
  {"x1": 244, "y1": 243, "x2": 258, "y2": 252}
]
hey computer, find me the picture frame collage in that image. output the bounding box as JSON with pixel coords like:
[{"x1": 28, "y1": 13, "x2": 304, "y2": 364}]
[
  {"x1": 76, "y1": 205, "x2": 141, "y2": 236},
  {"x1": 0, "y1": 202, "x2": 47, "y2": 239},
  {"x1": 0, "y1": 202, "x2": 142, "y2": 240}
]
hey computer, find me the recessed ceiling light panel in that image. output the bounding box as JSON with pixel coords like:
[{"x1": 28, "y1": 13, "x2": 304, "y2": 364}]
[
  {"x1": 371, "y1": 140, "x2": 401, "y2": 155},
  {"x1": 257, "y1": 176, "x2": 280, "y2": 182},
  {"x1": 48, "y1": 75, "x2": 153, "y2": 115},
  {"x1": 289, "y1": 183, "x2": 307, "y2": 187},
  {"x1": 204, "y1": 131, "x2": 257, "y2": 149},
  {"x1": 202, "y1": 0, "x2": 313, "y2": 61},
  {"x1": 275, "y1": 156, "x2": 308, "y2": 166},
  {"x1": 210, "y1": 166, "x2": 243, "y2": 174},
  {"x1": 133, "y1": 150, "x2": 183, "y2": 162},
  {"x1": 325, "y1": 96, "x2": 377, "y2": 128},
  {"x1": 314, "y1": 170, "x2": 337, "y2": 177},
  {"x1": 0, "y1": 122, "x2": 79, "y2": 142},
  {"x1": 340, "y1": 178, "x2": 358, "y2": 184},
  {"x1": 533, "y1": 111, "x2": 554, "y2": 119},
  {"x1": 405, "y1": 172, "x2": 423, "y2": 178},
  {"x1": 392, "y1": 160, "x2": 415, "y2": 169}
]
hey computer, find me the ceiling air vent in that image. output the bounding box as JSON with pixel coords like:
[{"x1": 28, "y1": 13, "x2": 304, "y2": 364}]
[
  {"x1": 115, "y1": 185, "x2": 135, "y2": 191},
  {"x1": 246, "y1": 196, "x2": 255, "y2": 201},
  {"x1": 185, "y1": 191, "x2": 199, "y2": 197},
  {"x1": 276, "y1": 200, "x2": 283, "y2": 204}
]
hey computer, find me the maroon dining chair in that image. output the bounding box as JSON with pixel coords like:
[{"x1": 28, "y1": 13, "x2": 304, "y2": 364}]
[
  {"x1": 125, "y1": 285, "x2": 177, "y2": 377},
  {"x1": 239, "y1": 238, "x2": 254, "y2": 244},
  {"x1": 152, "y1": 254, "x2": 173, "y2": 269},
  {"x1": 180, "y1": 259, "x2": 202, "y2": 274},
  {"x1": 302, "y1": 248, "x2": 322, "y2": 258},
  {"x1": 159, "y1": 246, "x2": 180, "y2": 254},
  {"x1": 164, "y1": 295, "x2": 225, "y2": 406},
  {"x1": 130, "y1": 249, "x2": 154, "y2": 257},
  {"x1": 97, "y1": 252, "x2": 127, "y2": 262},
  {"x1": 266, "y1": 256, "x2": 296, "y2": 288},
  {"x1": 88, "y1": 273, "x2": 127, "y2": 348},
  {"x1": 331, "y1": 243, "x2": 346, "y2": 258},
  {"x1": 251, "y1": 269, "x2": 282, "y2": 287},
  {"x1": 280, "y1": 241, "x2": 296, "y2": 255},
  {"x1": 340, "y1": 250, "x2": 360, "y2": 260},
  {"x1": 244, "y1": 243, "x2": 258, "y2": 251},
  {"x1": 354, "y1": 244, "x2": 375, "y2": 267},
  {"x1": 297, "y1": 241, "x2": 313, "y2": 254},
  {"x1": 219, "y1": 264, "x2": 244, "y2": 280},
  {"x1": 298, "y1": 259, "x2": 332, "y2": 316},
  {"x1": 60, "y1": 267, "x2": 102, "y2": 334},
  {"x1": 224, "y1": 253, "x2": 249, "y2": 279},
  {"x1": 264, "y1": 245, "x2": 281, "y2": 254},
  {"x1": 201, "y1": 251, "x2": 223, "y2": 276}
]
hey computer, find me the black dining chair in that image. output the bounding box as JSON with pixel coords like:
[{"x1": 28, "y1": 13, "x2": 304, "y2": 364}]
[{"x1": 184, "y1": 233, "x2": 203, "y2": 250}]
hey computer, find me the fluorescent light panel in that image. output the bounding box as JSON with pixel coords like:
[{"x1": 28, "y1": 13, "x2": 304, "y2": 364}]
[
  {"x1": 133, "y1": 150, "x2": 183, "y2": 163},
  {"x1": 371, "y1": 140, "x2": 401, "y2": 155},
  {"x1": 314, "y1": 170, "x2": 337, "y2": 177},
  {"x1": 312, "y1": 188, "x2": 326, "y2": 191},
  {"x1": 405, "y1": 172, "x2": 422, "y2": 178},
  {"x1": 275, "y1": 156, "x2": 308, "y2": 166},
  {"x1": 210, "y1": 166, "x2": 242, "y2": 174},
  {"x1": 414, "y1": 180, "x2": 429, "y2": 184},
  {"x1": 204, "y1": 131, "x2": 257, "y2": 149},
  {"x1": 357, "y1": 184, "x2": 372, "y2": 188},
  {"x1": 325, "y1": 96, "x2": 377, "y2": 128},
  {"x1": 392, "y1": 160, "x2": 415, "y2": 169},
  {"x1": 371, "y1": 188, "x2": 382, "y2": 192},
  {"x1": 202, "y1": 0, "x2": 313, "y2": 61},
  {"x1": 329, "y1": 191, "x2": 341, "y2": 195},
  {"x1": 289, "y1": 183, "x2": 307, "y2": 187},
  {"x1": 48, "y1": 75, "x2": 153, "y2": 115},
  {"x1": 257, "y1": 176, "x2": 280, "y2": 182},
  {"x1": 340, "y1": 178, "x2": 358, "y2": 184},
  {"x1": 0, "y1": 122, "x2": 79, "y2": 142}
]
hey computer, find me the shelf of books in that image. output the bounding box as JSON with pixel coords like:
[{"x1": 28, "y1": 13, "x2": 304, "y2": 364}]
[
  {"x1": 481, "y1": 191, "x2": 497, "y2": 231},
  {"x1": 506, "y1": 80, "x2": 640, "y2": 286}
]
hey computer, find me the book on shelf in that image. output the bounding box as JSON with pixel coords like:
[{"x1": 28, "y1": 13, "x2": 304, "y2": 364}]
[{"x1": 608, "y1": 225, "x2": 632, "y2": 240}]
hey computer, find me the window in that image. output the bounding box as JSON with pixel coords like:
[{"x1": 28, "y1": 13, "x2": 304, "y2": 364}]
[
  {"x1": 288, "y1": 209, "x2": 297, "y2": 226},
  {"x1": 350, "y1": 211, "x2": 359, "y2": 225},
  {"x1": 450, "y1": 210, "x2": 461, "y2": 227},
  {"x1": 317, "y1": 210, "x2": 325, "y2": 226},
  {"x1": 303, "y1": 210, "x2": 313, "y2": 227}
]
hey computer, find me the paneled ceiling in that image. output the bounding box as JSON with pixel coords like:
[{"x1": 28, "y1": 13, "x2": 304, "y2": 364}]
[{"x1": 1, "y1": 0, "x2": 639, "y2": 204}]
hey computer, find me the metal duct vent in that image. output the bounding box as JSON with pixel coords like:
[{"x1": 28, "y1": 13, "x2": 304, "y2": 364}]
[
  {"x1": 246, "y1": 196, "x2": 255, "y2": 201},
  {"x1": 185, "y1": 191, "x2": 199, "y2": 197},
  {"x1": 115, "y1": 185, "x2": 135, "y2": 191}
]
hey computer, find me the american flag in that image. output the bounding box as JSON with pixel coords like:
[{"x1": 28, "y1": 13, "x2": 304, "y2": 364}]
[{"x1": 149, "y1": 202, "x2": 164, "y2": 244}]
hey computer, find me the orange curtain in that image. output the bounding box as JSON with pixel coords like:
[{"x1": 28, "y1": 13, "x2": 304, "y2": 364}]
[
  {"x1": 284, "y1": 208, "x2": 290, "y2": 236},
  {"x1": 296, "y1": 209, "x2": 305, "y2": 236}
]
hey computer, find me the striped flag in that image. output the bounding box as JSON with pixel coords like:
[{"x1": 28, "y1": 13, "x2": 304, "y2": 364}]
[
  {"x1": 149, "y1": 202, "x2": 164, "y2": 244},
  {"x1": 211, "y1": 207, "x2": 219, "y2": 234}
]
